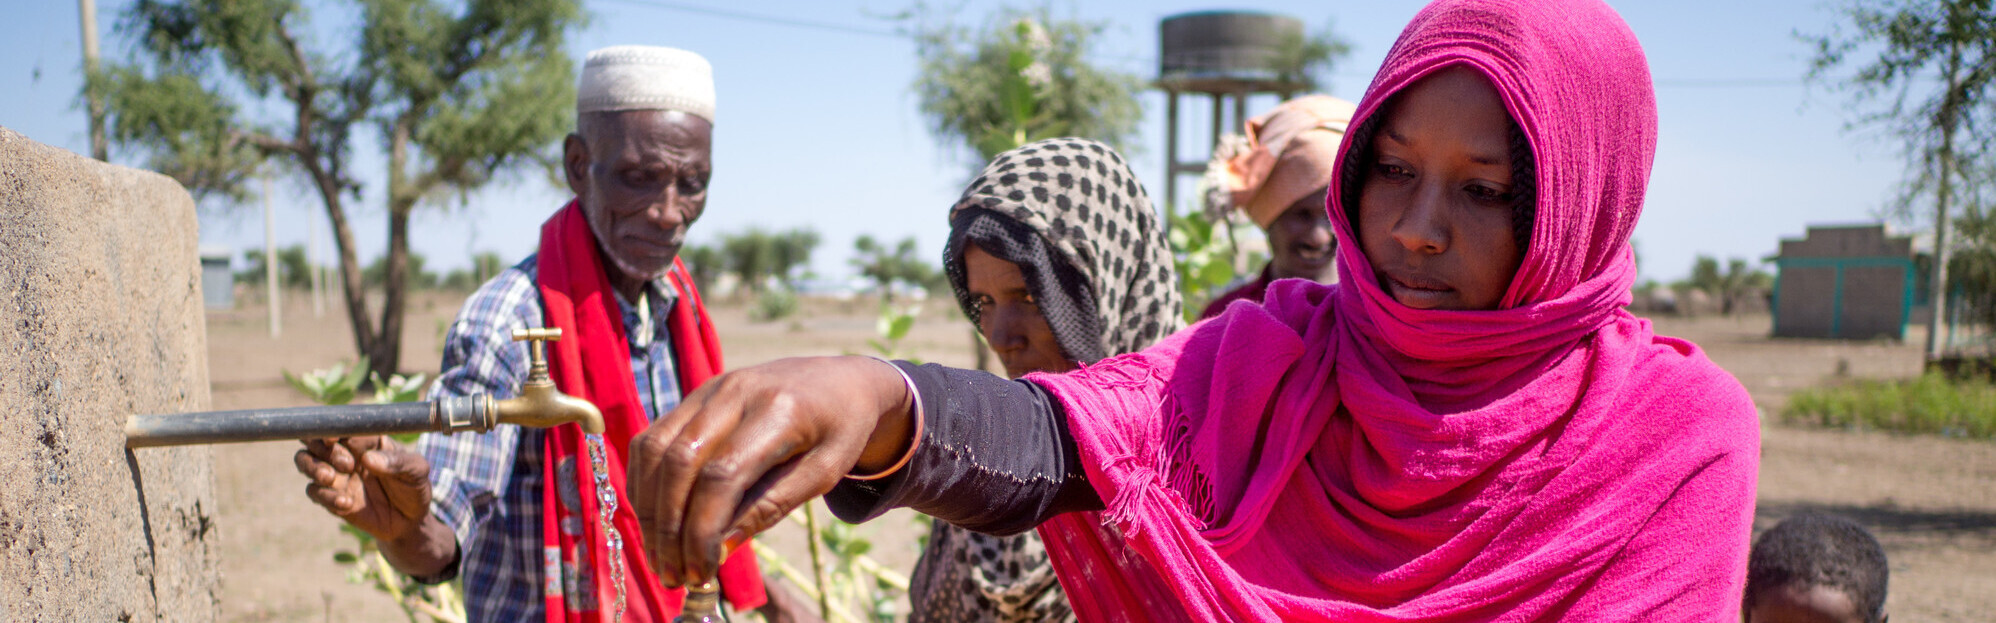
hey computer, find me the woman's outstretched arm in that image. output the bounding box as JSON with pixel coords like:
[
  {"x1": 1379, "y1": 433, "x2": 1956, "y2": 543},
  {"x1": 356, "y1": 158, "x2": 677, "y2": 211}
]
[
  {"x1": 824, "y1": 361, "x2": 1100, "y2": 535},
  {"x1": 626, "y1": 356, "x2": 1098, "y2": 588}
]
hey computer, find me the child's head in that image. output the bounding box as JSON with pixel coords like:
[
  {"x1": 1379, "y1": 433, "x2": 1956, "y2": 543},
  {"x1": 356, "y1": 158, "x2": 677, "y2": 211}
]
[{"x1": 1744, "y1": 513, "x2": 1889, "y2": 623}]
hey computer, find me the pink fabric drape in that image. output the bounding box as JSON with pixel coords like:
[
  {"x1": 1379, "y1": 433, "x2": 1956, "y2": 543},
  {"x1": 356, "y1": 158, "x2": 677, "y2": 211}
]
[{"x1": 1030, "y1": 0, "x2": 1760, "y2": 621}]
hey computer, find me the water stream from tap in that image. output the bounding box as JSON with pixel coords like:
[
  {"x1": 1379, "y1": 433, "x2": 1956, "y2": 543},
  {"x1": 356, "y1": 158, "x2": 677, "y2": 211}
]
[{"x1": 585, "y1": 433, "x2": 629, "y2": 622}]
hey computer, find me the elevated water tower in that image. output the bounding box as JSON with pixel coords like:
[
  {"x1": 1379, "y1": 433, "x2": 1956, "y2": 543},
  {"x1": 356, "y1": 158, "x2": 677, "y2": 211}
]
[{"x1": 1157, "y1": 11, "x2": 1310, "y2": 214}]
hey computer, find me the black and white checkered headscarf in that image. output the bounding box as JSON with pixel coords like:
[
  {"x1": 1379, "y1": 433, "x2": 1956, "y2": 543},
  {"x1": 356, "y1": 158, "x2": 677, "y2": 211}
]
[{"x1": 944, "y1": 138, "x2": 1185, "y2": 363}]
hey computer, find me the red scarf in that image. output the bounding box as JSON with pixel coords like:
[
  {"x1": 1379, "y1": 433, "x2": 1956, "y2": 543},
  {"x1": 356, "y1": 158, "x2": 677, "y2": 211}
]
[{"x1": 536, "y1": 200, "x2": 765, "y2": 621}]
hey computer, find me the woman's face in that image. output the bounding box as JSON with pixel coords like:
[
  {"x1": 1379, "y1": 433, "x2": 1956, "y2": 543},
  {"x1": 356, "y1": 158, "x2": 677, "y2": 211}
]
[
  {"x1": 1267, "y1": 186, "x2": 1336, "y2": 282},
  {"x1": 963, "y1": 243, "x2": 1077, "y2": 379},
  {"x1": 1357, "y1": 66, "x2": 1525, "y2": 311}
]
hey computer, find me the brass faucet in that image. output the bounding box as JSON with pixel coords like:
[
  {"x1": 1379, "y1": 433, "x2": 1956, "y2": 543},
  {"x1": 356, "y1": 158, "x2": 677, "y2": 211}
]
[
  {"x1": 490, "y1": 328, "x2": 606, "y2": 434},
  {"x1": 125, "y1": 328, "x2": 608, "y2": 448}
]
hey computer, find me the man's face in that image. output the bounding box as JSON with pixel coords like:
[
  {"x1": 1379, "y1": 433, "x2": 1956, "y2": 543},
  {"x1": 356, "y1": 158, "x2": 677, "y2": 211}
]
[
  {"x1": 564, "y1": 109, "x2": 714, "y2": 281},
  {"x1": 1266, "y1": 187, "x2": 1335, "y2": 282}
]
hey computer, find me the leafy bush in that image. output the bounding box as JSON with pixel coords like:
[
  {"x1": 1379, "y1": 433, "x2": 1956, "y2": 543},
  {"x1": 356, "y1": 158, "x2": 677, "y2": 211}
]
[
  {"x1": 751, "y1": 288, "x2": 801, "y2": 322},
  {"x1": 1784, "y1": 374, "x2": 1996, "y2": 439}
]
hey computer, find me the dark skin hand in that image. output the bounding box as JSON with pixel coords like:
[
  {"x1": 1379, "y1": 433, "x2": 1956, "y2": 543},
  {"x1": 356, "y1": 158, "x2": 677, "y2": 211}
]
[
  {"x1": 628, "y1": 356, "x2": 915, "y2": 587},
  {"x1": 295, "y1": 437, "x2": 457, "y2": 577}
]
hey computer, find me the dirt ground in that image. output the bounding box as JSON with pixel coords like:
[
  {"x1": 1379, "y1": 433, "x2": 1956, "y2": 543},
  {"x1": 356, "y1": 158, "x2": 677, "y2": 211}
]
[{"x1": 202, "y1": 295, "x2": 1992, "y2": 621}]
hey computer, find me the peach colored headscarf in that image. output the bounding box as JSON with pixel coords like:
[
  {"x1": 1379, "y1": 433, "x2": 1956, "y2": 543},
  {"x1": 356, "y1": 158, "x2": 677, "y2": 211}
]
[{"x1": 1219, "y1": 95, "x2": 1357, "y2": 228}]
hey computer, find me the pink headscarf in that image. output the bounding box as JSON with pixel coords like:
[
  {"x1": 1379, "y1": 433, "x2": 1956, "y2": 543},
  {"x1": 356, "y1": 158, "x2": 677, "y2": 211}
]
[{"x1": 1030, "y1": 0, "x2": 1761, "y2": 620}]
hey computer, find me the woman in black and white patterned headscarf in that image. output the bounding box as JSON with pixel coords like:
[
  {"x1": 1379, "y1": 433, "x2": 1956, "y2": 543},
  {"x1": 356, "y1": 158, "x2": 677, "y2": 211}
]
[{"x1": 909, "y1": 138, "x2": 1184, "y2": 622}]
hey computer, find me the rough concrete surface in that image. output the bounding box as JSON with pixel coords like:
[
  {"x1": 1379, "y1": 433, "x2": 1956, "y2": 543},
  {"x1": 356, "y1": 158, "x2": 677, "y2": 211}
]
[{"x1": 0, "y1": 127, "x2": 219, "y2": 621}]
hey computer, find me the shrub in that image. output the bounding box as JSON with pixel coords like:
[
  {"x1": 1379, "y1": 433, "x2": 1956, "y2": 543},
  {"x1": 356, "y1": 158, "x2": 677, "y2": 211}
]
[
  {"x1": 751, "y1": 288, "x2": 800, "y2": 322},
  {"x1": 1783, "y1": 374, "x2": 1996, "y2": 439}
]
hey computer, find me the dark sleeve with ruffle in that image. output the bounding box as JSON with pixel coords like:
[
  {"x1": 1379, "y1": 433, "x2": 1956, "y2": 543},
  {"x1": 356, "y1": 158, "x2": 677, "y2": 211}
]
[{"x1": 824, "y1": 361, "x2": 1103, "y2": 536}]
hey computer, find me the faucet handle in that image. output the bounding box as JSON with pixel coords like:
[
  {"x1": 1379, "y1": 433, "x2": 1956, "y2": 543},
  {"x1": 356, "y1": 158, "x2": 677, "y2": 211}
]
[
  {"x1": 511, "y1": 327, "x2": 562, "y2": 343},
  {"x1": 511, "y1": 328, "x2": 562, "y2": 380}
]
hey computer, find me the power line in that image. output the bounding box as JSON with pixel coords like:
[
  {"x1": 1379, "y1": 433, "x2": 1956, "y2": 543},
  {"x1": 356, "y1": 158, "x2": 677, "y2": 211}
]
[
  {"x1": 592, "y1": 2, "x2": 1809, "y2": 91},
  {"x1": 1654, "y1": 78, "x2": 1799, "y2": 88},
  {"x1": 595, "y1": 0, "x2": 902, "y2": 38}
]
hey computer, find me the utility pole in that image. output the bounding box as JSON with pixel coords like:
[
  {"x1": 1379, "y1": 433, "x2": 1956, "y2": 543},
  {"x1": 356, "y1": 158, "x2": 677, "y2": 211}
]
[
  {"x1": 265, "y1": 175, "x2": 282, "y2": 338},
  {"x1": 310, "y1": 210, "x2": 325, "y2": 318},
  {"x1": 78, "y1": 0, "x2": 107, "y2": 160}
]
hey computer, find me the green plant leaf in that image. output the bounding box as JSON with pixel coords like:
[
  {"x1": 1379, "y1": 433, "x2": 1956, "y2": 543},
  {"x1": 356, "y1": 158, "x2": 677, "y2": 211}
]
[{"x1": 886, "y1": 313, "x2": 917, "y2": 341}]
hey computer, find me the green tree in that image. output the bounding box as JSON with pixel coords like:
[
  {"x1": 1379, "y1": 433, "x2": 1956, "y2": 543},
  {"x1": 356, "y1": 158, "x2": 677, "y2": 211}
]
[
  {"x1": 1686, "y1": 255, "x2": 1773, "y2": 316},
  {"x1": 237, "y1": 243, "x2": 312, "y2": 288},
  {"x1": 904, "y1": 4, "x2": 1144, "y2": 166},
  {"x1": 718, "y1": 227, "x2": 819, "y2": 294},
  {"x1": 770, "y1": 228, "x2": 822, "y2": 290},
  {"x1": 680, "y1": 243, "x2": 723, "y2": 294},
  {"x1": 1805, "y1": 1, "x2": 1996, "y2": 359},
  {"x1": 1270, "y1": 21, "x2": 1355, "y2": 93},
  {"x1": 720, "y1": 230, "x2": 775, "y2": 294},
  {"x1": 1947, "y1": 201, "x2": 1996, "y2": 328},
  {"x1": 852, "y1": 235, "x2": 942, "y2": 300},
  {"x1": 441, "y1": 251, "x2": 508, "y2": 291},
  {"x1": 98, "y1": 0, "x2": 582, "y2": 378},
  {"x1": 364, "y1": 251, "x2": 439, "y2": 290}
]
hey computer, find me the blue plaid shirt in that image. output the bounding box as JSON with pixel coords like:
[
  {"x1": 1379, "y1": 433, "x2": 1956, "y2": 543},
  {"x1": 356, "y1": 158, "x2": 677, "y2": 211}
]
[{"x1": 416, "y1": 254, "x2": 683, "y2": 622}]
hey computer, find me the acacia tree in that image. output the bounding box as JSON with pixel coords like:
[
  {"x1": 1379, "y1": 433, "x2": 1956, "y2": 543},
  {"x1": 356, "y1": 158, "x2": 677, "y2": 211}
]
[
  {"x1": 718, "y1": 227, "x2": 820, "y2": 294},
  {"x1": 905, "y1": 5, "x2": 1144, "y2": 167},
  {"x1": 852, "y1": 235, "x2": 942, "y2": 301},
  {"x1": 1685, "y1": 255, "x2": 1773, "y2": 316},
  {"x1": 98, "y1": 0, "x2": 581, "y2": 377},
  {"x1": 1805, "y1": 1, "x2": 1996, "y2": 359}
]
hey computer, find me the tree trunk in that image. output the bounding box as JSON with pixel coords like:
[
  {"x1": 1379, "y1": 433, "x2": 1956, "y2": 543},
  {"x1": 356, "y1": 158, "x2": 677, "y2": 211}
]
[
  {"x1": 371, "y1": 206, "x2": 411, "y2": 378},
  {"x1": 302, "y1": 154, "x2": 378, "y2": 373},
  {"x1": 369, "y1": 118, "x2": 416, "y2": 380},
  {"x1": 1925, "y1": 35, "x2": 1964, "y2": 363}
]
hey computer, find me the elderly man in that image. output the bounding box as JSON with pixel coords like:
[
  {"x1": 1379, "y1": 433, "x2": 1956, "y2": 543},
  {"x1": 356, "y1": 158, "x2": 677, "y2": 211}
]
[
  {"x1": 295, "y1": 46, "x2": 790, "y2": 621},
  {"x1": 1200, "y1": 95, "x2": 1356, "y2": 319}
]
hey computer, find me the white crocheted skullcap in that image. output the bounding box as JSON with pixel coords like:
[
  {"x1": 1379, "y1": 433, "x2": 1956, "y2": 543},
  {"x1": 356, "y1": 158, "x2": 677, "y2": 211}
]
[{"x1": 576, "y1": 45, "x2": 715, "y2": 122}]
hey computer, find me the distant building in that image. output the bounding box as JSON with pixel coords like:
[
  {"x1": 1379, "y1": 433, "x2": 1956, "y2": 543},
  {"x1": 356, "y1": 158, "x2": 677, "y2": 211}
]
[
  {"x1": 1771, "y1": 224, "x2": 1915, "y2": 339},
  {"x1": 199, "y1": 247, "x2": 233, "y2": 309}
]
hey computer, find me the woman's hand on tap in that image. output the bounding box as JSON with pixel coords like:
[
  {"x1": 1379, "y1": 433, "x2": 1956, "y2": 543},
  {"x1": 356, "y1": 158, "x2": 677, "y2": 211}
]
[
  {"x1": 627, "y1": 356, "x2": 916, "y2": 587},
  {"x1": 296, "y1": 436, "x2": 456, "y2": 577}
]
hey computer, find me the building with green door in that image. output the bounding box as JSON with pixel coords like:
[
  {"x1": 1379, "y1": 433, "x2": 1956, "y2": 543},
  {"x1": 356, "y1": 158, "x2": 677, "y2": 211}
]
[{"x1": 1771, "y1": 224, "x2": 1916, "y2": 340}]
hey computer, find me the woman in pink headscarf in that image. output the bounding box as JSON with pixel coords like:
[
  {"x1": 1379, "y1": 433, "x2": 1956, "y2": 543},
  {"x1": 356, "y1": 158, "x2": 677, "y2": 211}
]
[{"x1": 627, "y1": 0, "x2": 1760, "y2": 620}]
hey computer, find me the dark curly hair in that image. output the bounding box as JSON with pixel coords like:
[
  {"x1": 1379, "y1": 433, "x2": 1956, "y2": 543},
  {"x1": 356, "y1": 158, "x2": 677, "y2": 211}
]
[
  {"x1": 1338, "y1": 101, "x2": 1538, "y2": 254},
  {"x1": 1745, "y1": 513, "x2": 1889, "y2": 623}
]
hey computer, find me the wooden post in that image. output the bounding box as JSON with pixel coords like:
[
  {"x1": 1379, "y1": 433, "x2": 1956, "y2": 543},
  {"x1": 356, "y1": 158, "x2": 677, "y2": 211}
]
[
  {"x1": 78, "y1": 0, "x2": 106, "y2": 161},
  {"x1": 265, "y1": 175, "x2": 281, "y2": 338}
]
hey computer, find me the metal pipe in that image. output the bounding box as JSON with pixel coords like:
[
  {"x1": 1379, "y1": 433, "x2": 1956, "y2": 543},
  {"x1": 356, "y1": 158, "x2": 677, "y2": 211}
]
[
  {"x1": 127, "y1": 329, "x2": 603, "y2": 448},
  {"x1": 126, "y1": 394, "x2": 500, "y2": 448},
  {"x1": 126, "y1": 402, "x2": 437, "y2": 448}
]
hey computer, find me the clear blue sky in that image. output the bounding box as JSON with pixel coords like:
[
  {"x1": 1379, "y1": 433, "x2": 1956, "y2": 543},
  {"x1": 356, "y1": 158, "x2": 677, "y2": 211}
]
[{"x1": 0, "y1": 0, "x2": 1905, "y2": 284}]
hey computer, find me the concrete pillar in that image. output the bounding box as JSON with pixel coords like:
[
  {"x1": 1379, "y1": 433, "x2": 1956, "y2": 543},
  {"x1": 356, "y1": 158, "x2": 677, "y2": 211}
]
[{"x1": 0, "y1": 127, "x2": 219, "y2": 620}]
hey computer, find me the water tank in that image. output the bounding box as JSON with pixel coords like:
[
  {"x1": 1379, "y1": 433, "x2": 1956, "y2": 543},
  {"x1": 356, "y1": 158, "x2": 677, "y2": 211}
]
[{"x1": 1158, "y1": 11, "x2": 1306, "y2": 92}]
